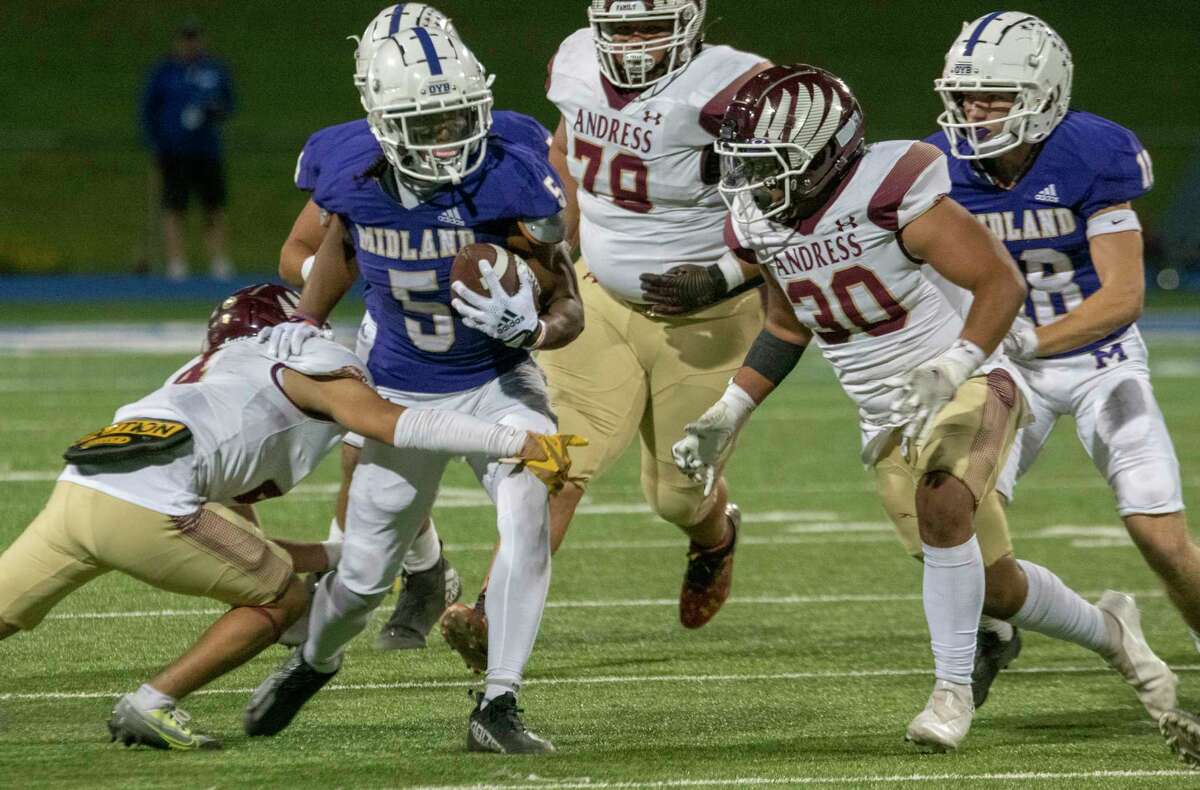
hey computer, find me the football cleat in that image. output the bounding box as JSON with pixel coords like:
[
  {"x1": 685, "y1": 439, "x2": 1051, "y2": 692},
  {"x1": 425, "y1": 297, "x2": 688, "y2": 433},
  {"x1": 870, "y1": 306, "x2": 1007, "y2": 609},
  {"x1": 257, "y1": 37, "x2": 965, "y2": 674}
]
[
  {"x1": 972, "y1": 626, "x2": 1022, "y2": 708},
  {"x1": 905, "y1": 679, "x2": 974, "y2": 752},
  {"x1": 1160, "y1": 708, "x2": 1200, "y2": 769},
  {"x1": 467, "y1": 691, "x2": 554, "y2": 754},
  {"x1": 377, "y1": 551, "x2": 462, "y2": 651},
  {"x1": 243, "y1": 646, "x2": 337, "y2": 737},
  {"x1": 679, "y1": 503, "x2": 739, "y2": 629},
  {"x1": 1097, "y1": 591, "x2": 1178, "y2": 720},
  {"x1": 107, "y1": 695, "x2": 221, "y2": 751},
  {"x1": 441, "y1": 596, "x2": 488, "y2": 674}
]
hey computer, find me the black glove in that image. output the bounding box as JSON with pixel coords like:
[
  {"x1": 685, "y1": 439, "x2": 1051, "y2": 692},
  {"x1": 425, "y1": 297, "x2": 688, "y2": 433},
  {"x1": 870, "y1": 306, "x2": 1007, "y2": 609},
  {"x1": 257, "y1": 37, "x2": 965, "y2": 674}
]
[{"x1": 639, "y1": 264, "x2": 728, "y2": 316}]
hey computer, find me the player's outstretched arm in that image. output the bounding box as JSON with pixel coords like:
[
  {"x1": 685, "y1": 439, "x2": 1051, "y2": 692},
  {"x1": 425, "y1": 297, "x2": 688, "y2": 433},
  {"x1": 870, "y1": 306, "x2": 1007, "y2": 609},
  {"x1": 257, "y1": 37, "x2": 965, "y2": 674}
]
[
  {"x1": 900, "y1": 197, "x2": 1026, "y2": 356},
  {"x1": 1013, "y1": 202, "x2": 1144, "y2": 358},
  {"x1": 279, "y1": 369, "x2": 541, "y2": 460},
  {"x1": 507, "y1": 226, "x2": 585, "y2": 350}
]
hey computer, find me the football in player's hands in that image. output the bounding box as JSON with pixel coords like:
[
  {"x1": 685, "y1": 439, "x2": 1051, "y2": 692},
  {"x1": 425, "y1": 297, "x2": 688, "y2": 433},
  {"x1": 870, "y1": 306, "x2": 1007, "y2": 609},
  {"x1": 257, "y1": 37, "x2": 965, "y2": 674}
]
[{"x1": 450, "y1": 243, "x2": 522, "y2": 298}]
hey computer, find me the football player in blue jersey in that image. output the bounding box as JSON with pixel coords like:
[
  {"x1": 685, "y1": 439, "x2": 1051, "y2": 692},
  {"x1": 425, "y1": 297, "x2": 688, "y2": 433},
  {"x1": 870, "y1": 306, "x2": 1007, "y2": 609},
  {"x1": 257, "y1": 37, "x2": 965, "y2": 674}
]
[
  {"x1": 278, "y1": 4, "x2": 556, "y2": 655},
  {"x1": 245, "y1": 28, "x2": 583, "y2": 754},
  {"x1": 928, "y1": 12, "x2": 1198, "y2": 736}
]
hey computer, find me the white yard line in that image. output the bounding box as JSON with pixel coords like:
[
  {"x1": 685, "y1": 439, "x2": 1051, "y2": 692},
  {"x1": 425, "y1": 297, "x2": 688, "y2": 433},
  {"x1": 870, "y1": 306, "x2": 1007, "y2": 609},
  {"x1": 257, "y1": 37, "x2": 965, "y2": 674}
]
[
  {"x1": 43, "y1": 589, "x2": 1166, "y2": 623},
  {"x1": 3, "y1": 664, "x2": 1198, "y2": 702},
  {"x1": 410, "y1": 769, "x2": 1200, "y2": 789}
]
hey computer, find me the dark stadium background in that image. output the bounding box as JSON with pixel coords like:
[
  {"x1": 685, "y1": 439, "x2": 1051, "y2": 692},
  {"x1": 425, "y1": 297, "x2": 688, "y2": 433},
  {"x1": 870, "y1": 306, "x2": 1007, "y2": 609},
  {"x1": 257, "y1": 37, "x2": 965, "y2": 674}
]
[{"x1": 1, "y1": 0, "x2": 1197, "y2": 286}]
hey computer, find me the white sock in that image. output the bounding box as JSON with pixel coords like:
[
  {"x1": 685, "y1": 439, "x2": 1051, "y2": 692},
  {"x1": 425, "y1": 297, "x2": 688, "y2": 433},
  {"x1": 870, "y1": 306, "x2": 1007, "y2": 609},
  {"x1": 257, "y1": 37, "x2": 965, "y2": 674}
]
[
  {"x1": 1190, "y1": 629, "x2": 1200, "y2": 655},
  {"x1": 483, "y1": 681, "x2": 517, "y2": 706},
  {"x1": 303, "y1": 573, "x2": 382, "y2": 673},
  {"x1": 485, "y1": 468, "x2": 551, "y2": 696},
  {"x1": 979, "y1": 614, "x2": 1014, "y2": 642},
  {"x1": 922, "y1": 536, "x2": 985, "y2": 685},
  {"x1": 326, "y1": 517, "x2": 344, "y2": 542},
  {"x1": 402, "y1": 522, "x2": 441, "y2": 574},
  {"x1": 1009, "y1": 560, "x2": 1114, "y2": 655},
  {"x1": 131, "y1": 683, "x2": 175, "y2": 712}
]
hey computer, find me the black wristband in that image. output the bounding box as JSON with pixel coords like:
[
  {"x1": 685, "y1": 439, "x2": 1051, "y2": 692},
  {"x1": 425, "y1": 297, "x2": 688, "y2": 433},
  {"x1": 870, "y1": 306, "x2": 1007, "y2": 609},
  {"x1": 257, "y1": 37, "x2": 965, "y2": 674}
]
[{"x1": 743, "y1": 329, "x2": 806, "y2": 386}]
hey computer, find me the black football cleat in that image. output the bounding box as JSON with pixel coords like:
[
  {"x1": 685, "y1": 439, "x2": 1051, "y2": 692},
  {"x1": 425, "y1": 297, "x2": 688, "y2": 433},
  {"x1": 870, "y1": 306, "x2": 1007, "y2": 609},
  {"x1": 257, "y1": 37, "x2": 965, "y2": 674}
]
[
  {"x1": 376, "y1": 551, "x2": 462, "y2": 651},
  {"x1": 467, "y1": 691, "x2": 554, "y2": 754},
  {"x1": 972, "y1": 626, "x2": 1021, "y2": 708},
  {"x1": 243, "y1": 646, "x2": 337, "y2": 737}
]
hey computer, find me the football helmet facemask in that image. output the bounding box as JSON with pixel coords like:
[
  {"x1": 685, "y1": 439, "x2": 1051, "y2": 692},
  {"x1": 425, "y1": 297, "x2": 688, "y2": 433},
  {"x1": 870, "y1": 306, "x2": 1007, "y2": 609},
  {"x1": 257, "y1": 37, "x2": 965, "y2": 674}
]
[
  {"x1": 352, "y1": 3, "x2": 459, "y2": 102},
  {"x1": 204, "y1": 283, "x2": 303, "y2": 352},
  {"x1": 588, "y1": 0, "x2": 706, "y2": 90},
  {"x1": 364, "y1": 27, "x2": 494, "y2": 185},
  {"x1": 935, "y1": 12, "x2": 1073, "y2": 160},
  {"x1": 716, "y1": 64, "x2": 865, "y2": 224}
]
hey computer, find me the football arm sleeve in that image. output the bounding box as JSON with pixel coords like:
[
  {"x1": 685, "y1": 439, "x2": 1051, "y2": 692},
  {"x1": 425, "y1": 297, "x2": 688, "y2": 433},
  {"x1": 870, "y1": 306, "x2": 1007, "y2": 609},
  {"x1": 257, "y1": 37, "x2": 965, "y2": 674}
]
[{"x1": 732, "y1": 274, "x2": 812, "y2": 405}]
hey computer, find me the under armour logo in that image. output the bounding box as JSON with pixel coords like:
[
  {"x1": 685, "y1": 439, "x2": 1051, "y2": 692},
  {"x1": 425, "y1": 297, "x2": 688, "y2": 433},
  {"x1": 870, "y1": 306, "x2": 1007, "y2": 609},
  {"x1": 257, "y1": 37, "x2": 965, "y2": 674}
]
[
  {"x1": 643, "y1": 110, "x2": 663, "y2": 126},
  {"x1": 835, "y1": 215, "x2": 859, "y2": 232}
]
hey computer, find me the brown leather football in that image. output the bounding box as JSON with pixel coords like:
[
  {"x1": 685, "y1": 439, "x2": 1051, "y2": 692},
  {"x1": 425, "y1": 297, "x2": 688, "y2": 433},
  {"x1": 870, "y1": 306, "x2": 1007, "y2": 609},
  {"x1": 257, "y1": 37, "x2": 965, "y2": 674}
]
[{"x1": 450, "y1": 243, "x2": 520, "y2": 297}]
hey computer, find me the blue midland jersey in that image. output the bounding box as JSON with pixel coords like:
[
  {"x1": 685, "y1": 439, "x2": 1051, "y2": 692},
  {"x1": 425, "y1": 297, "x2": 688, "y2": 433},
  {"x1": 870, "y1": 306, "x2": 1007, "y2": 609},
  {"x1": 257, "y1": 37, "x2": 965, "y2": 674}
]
[
  {"x1": 295, "y1": 111, "x2": 552, "y2": 194},
  {"x1": 926, "y1": 110, "x2": 1152, "y2": 357},
  {"x1": 310, "y1": 131, "x2": 565, "y2": 393}
]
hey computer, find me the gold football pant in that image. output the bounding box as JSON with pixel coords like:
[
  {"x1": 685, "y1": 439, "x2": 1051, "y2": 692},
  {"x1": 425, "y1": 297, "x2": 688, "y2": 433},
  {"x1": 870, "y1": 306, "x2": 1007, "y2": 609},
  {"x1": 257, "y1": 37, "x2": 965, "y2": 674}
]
[
  {"x1": 874, "y1": 370, "x2": 1026, "y2": 566},
  {"x1": 539, "y1": 262, "x2": 763, "y2": 526},
  {"x1": 0, "y1": 481, "x2": 293, "y2": 630}
]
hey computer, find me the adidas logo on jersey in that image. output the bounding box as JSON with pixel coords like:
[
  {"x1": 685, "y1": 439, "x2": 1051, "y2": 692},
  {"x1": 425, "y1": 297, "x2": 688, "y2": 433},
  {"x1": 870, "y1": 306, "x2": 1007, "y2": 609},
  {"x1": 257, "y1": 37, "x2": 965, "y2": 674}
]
[
  {"x1": 437, "y1": 207, "x2": 466, "y2": 227},
  {"x1": 1033, "y1": 184, "x2": 1060, "y2": 204}
]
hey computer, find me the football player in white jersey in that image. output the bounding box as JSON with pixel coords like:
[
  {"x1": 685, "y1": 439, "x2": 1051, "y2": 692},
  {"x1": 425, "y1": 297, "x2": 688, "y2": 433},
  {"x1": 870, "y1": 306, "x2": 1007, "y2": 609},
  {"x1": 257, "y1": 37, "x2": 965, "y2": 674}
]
[
  {"x1": 279, "y1": 3, "x2": 464, "y2": 653},
  {"x1": 0, "y1": 284, "x2": 563, "y2": 751},
  {"x1": 674, "y1": 65, "x2": 1176, "y2": 752},
  {"x1": 441, "y1": 0, "x2": 773, "y2": 671},
  {"x1": 923, "y1": 11, "x2": 1200, "y2": 760}
]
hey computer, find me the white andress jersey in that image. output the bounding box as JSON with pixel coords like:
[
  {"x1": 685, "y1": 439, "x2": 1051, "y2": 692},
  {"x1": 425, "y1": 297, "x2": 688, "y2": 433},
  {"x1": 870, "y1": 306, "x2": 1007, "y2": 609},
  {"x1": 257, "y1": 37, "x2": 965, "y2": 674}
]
[
  {"x1": 727, "y1": 140, "x2": 1020, "y2": 460},
  {"x1": 60, "y1": 338, "x2": 368, "y2": 515},
  {"x1": 547, "y1": 28, "x2": 764, "y2": 302}
]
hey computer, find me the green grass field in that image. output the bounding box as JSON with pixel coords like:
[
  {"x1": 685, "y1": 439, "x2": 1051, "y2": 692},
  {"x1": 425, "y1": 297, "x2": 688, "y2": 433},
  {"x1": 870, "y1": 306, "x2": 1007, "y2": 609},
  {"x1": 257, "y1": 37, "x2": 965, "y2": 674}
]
[{"x1": 2, "y1": 331, "x2": 1199, "y2": 788}]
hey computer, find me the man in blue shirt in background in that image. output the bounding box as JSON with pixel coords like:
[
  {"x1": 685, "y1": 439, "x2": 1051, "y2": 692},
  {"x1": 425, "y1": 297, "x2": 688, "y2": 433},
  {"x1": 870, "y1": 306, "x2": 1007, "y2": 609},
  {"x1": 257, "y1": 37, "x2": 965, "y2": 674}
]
[{"x1": 140, "y1": 18, "x2": 235, "y2": 280}]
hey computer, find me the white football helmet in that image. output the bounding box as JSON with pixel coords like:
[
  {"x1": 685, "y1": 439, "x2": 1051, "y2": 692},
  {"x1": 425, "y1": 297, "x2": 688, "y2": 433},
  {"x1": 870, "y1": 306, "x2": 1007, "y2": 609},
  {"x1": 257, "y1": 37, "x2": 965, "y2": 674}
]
[
  {"x1": 588, "y1": 0, "x2": 706, "y2": 90},
  {"x1": 364, "y1": 28, "x2": 494, "y2": 185},
  {"x1": 353, "y1": 4, "x2": 459, "y2": 101},
  {"x1": 935, "y1": 12, "x2": 1073, "y2": 160}
]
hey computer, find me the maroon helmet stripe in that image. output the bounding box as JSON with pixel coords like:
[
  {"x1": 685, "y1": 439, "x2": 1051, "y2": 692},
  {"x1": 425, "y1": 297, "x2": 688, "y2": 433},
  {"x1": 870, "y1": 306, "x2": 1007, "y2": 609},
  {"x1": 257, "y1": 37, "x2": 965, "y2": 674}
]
[
  {"x1": 699, "y1": 63, "x2": 770, "y2": 136},
  {"x1": 867, "y1": 142, "x2": 944, "y2": 232}
]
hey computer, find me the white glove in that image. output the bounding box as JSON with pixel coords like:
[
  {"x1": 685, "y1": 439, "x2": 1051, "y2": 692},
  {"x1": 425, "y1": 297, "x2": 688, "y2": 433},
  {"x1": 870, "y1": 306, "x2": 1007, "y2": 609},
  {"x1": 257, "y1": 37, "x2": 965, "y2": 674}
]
[
  {"x1": 450, "y1": 260, "x2": 542, "y2": 348},
  {"x1": 256, "y1": 320, "x2": 324, "y2": 360},
  {"x1": 672, "y1": 382, "x2": 757, "y2": 496},
  {"x1": 1002, "y1": 315, "x2": 1040, "y2": 361},
  {"x1": 887, "y1": 339, "x2": 986, "y2": 446}
]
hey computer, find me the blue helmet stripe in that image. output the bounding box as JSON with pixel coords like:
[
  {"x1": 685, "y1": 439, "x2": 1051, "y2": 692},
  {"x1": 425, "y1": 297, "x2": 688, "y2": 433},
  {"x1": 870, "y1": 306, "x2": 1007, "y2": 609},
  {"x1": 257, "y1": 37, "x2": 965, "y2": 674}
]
[
  {"x1": 412, "y1": 26, "x2": 443, "y2": 76},
  {"x1": 388, "y1": 4, "x2": 407, "y2": 36},
  {"x1": 963, "y1": 11, "x2": 1005, "y2": 55}
]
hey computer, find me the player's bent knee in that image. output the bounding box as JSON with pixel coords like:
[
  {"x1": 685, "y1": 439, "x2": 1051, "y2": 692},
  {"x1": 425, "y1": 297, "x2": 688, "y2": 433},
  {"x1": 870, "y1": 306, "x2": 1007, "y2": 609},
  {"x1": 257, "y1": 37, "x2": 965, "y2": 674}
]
[
  {"x1": 646, "y1": 481, "x2": 710, "y2": 528},
  {"x1": 916, "y1": 471, "x2": 975, "y2": 544}
]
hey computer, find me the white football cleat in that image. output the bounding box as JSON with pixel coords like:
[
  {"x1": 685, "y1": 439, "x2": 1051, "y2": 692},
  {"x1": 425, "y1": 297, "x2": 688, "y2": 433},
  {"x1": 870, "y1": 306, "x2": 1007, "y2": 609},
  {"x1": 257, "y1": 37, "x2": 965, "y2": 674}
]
[
  {"x1": 1097, "y1": 590, "x2": 1178, "y2": 721},
  {"x1": 905, "y1": 679, "x2": 974, "y2": 752}
]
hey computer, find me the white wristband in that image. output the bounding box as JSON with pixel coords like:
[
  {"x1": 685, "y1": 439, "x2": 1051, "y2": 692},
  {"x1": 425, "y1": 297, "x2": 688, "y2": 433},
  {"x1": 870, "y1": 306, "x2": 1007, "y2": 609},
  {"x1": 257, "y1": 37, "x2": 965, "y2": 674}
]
[
  {"x1": 300, "y1": 254, "x2": 316, "y2": 283},
  {"x1": 715, "y1": 250, "x2": 748, "y2": 289},
  {"x1": 1086, "y1": 208, "x2": 1141, "y2": 239},
  {"x1": 945, "y1": 338, "x2": 987, "y2": 376},
  {"x1": 720, "y1": 380, "x2": 758, "y2": 423},
  {"x1": 392, "y1": 408, "x2": 527, "y2": 457}
]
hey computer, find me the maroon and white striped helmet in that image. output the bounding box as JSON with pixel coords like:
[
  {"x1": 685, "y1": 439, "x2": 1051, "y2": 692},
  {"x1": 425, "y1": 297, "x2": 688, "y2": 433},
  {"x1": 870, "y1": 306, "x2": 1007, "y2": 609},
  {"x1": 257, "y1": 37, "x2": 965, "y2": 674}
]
[
  {"x1": 716, "y1": 65, "x2": 865, "y2": 222},
  {"x1": 203, "y1": 283, "x2": 302, "y2": 351}
]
